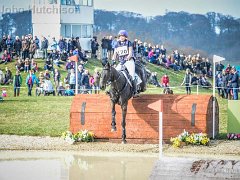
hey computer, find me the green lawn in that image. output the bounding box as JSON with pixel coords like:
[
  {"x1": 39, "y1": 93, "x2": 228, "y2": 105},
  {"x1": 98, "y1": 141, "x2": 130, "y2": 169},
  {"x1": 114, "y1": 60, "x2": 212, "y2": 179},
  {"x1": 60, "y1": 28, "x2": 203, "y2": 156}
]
[{"x1": 0, "y1": 58, "x2": 227, "y2": 138}]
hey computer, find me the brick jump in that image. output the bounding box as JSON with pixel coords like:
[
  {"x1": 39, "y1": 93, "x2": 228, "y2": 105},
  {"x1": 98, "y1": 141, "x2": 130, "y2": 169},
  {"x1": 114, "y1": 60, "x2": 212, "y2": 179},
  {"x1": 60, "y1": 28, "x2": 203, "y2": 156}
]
[{"x1": 70, "y1": 94, "x2": 219, "y2": 144}]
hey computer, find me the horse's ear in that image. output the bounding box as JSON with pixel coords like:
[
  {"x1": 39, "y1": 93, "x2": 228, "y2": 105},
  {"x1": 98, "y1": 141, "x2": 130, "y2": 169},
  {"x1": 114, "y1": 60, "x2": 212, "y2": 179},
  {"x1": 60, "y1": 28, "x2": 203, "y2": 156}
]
[{"x1": 101, "y1": 58, "x2": 108, "y2": 67}]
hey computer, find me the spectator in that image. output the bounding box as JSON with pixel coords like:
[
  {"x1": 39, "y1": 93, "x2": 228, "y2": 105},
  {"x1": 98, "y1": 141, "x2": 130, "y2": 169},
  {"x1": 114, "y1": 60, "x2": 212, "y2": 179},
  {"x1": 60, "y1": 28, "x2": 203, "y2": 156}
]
[
  {"x1": 68, "y1": 39, "x2": 74, "y2": 52},
  {"x1": 191, "y1": 73, "x2": 199, "y2": 85},
  {"x1": 57, "y1": 82, "x2": 65, "y2": 96},
  {"x1": 91, "y1": 36, "x2": 99, "y2": 59},
  {"x1": 93, "y1": 68, "x2": 101, "y2": 94},
  {"x1": 54, "y1": 68, "x2": 61, "y2": 89},
  {"x1": 44, "y1": 70, "x2": 51, "y2": 79},
  {"x1": 34, "y1": 36, "x2": 40, "y2": 58},
  {"x1": 222, "y1": 70, "x2": 230, "y2": 99},
  {"x1": 49, "y1": 50, "x2": 60, "y2": 67},
  {"x1": 13, "y1": 71, "x2": 22, "y2": 97},
  {"x1": 65, "y1": 59, "x2": 75, "y2": 73},
  {"x1": 41, "y1": 36, "x2": 49, "y2": 60},
  {"x1": 38, "y1": 72, "x2": 44, "y2": 84},
  {"x1": 14, "y1": 36, "x2": 22, "y2": 58},
  {"x1": 69, "y1": 69, "x2": 76, "y2": 93},
  {"x1": 161, "y1": 73, "x2": 169, "y2": 87},
  {"x1": 225, "y1": 64, "x2": 232, "y2": 74},
  {"x1": 101, "y1": 37, "x2": 108, "y2": 59},
  {"x1": 58, "y1": 36, "x2": 66, "y2": 53},
  {"x1": 1, "y1": 35, "x2": 7, "y2": 52},
  {"x1": 181, "y1": 68, "x2": 192, "y2": 95},
  {"x1": 44, "y1": 58, "x2": 53, "y2": 71},
  {"x1": 89, "y1": 75, "x2": 94, "y2": 93},
  {"x1": 229, "y1": 67, "x2": 239, "y2": 100},
  {"x1": 216, "y1": 62, "x2": 224, "y2": 75},
  {"x1": 22, "y1": 36, "x2": 30, "y2": 60},
  {"x1": 160, "y1": 45, "x2": 166, "y2": 56},
  {"x1": 31, "y1": 59, "x2": 38, "y2": 72},
  {"x1": 150, "y1": 72, "x2": 160, "y2": 87},
  {"x1": 29, "y1": 40, "x2": 37, "y2": 59},
  {"x1": 4, "y1": 67, "x2": 12, "y2": 85},
  {"x1": 207, "y1": 67, "x2": 213, "y2": 78},
  {"x1": 216, "y1": 73, "x2": 224, "y2": 97},
  {"x1": 50, "y1": 37, "x2": 58, "y2": 51},
  {"x1": 111, "y1": 36, "x2": 118, "y2": 53},
  {"x1": 1, "y1": 50, "x2": 11, "y2": 64},
  {"x1": 6, "y1": 35, "x2": 14, "y2": 57},
  {"x1": 81, "y1": 69, "x2": 91, "y2": 93},
  {"x1": 60, "y1": 50, "x2": 68, "y2": 61},
  {"x1": 15, "y1": 58, "x2": 24, "y2": 72},
  {"x1": 65, "y1": 84, "x2": 74, "y2": 96},
  {"x1": 201, "y1": 74, "x2": 212, "y2": 88},
  {"x1": 75, "y1": 37, "x2": 81, "y2": 51},
  {"x1": 77, "y1": 64, "x2": 84, "y2": 89},
  {"x1": 25, "y1": 70, "x2": 38, "y2": 96},
  {"x1": 24, "y1": 58, "x2": 30, "y2": 73}
]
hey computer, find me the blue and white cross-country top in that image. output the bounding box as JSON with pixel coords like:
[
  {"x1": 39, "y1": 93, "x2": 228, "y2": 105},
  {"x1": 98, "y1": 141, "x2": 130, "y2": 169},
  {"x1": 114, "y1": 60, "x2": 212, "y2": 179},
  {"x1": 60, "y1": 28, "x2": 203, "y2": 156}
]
[{"x1": 115, "y1": 40, "x2": 133, "y2": 64}]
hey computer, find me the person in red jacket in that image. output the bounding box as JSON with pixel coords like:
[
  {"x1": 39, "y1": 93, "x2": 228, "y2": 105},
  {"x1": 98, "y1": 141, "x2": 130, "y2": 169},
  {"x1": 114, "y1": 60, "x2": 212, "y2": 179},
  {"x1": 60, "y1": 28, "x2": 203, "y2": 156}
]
[{"x1": 161, "y1": 73, "x2": 169, "y2": 87}]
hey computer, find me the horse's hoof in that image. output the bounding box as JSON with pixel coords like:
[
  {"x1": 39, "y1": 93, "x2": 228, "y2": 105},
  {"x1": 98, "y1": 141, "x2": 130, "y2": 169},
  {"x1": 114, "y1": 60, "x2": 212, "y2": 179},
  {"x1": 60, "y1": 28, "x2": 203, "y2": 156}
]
[
  {"x1": 121, "y1": 140, "x2": 127, "y2": 144},
  {"x1": 111, "y1": 128, "x2": 117, "y2": 132}
]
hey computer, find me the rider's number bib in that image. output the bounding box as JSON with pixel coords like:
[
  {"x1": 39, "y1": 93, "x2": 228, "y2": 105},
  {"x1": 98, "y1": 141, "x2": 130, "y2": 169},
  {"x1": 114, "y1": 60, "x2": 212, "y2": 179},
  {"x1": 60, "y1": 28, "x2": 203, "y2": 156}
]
[{"x1": 116, "y1": 46, "x2": 129, "y2": 57}]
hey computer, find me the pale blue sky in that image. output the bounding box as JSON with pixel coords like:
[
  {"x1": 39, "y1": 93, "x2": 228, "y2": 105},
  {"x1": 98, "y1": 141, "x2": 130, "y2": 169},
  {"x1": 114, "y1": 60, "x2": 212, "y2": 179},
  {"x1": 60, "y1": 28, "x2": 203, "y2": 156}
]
[{"x1": 1, "y1": 0, "x2": 240, "y2": 18}]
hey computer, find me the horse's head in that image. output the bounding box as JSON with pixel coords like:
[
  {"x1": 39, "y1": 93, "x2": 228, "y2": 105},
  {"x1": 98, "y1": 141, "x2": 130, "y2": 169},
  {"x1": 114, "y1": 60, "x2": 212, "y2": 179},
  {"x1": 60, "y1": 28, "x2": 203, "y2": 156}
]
[{"x1": 100, "y1": 61, "x2": 111, "y2": 90}]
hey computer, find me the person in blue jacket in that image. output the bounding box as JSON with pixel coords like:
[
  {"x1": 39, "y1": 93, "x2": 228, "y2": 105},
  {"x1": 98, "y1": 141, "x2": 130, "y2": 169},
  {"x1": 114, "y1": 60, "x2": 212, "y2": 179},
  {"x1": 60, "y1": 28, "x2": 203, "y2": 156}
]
[
  {"x1": 229, "y1": 67, "x2": 239, "y2": 100},
  {"x1": 25, "y1": 70, "x2": 38, "y2": 96}
]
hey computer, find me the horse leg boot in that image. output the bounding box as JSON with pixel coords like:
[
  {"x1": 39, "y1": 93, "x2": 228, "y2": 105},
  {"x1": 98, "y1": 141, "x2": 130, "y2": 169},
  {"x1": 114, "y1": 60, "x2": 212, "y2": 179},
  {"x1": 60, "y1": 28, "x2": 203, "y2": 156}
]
[
  {"x1": 121, "y1": 104, "x2": 127, "y2": 144},
  {"x1": 132, "y1": 78, "x2": 139, "y2": 98},
  {"x1": 111, "y1": 101, "x2": 117, "y2": 132}
]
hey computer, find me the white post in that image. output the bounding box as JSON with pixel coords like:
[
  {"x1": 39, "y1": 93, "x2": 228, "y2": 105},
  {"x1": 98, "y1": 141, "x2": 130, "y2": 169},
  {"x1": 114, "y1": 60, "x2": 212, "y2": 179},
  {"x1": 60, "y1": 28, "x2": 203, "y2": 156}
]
[
  {"x1": 212, "y1": 55, "x2": 225, "y2": 139},
  {"x1": 75, "y1": 61, "x2": 78, "y2": 95},
  {"x1": 197, "y1": 85, "x2": 199, "y2": 95},
  {"x1": 159, "y1": 100, "x2": 163, "y2": 159},
  {"x1": 213, "y1": 61, "x2": 216, "y2": 139}
]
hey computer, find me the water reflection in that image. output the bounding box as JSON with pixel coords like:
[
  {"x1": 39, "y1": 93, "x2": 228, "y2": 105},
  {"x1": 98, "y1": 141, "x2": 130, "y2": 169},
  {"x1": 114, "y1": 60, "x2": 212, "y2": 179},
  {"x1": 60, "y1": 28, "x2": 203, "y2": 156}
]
[{"x1": 0, "y1": 151, "x2": 157, "y2": 180}]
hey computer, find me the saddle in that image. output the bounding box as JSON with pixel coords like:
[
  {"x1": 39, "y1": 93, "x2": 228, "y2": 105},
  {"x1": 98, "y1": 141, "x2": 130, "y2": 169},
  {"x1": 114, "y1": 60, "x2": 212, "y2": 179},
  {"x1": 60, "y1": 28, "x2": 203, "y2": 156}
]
[{"x1": 119, "y1": 65, "x2": 133, "y2": 87}]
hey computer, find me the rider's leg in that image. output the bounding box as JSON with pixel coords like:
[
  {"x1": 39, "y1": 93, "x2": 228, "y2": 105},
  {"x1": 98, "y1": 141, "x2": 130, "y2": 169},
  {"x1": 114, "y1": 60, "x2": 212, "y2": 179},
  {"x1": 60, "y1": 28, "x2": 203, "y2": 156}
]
[{"x1": 125, "y1": 59, "x2": 138, "y2": 96}]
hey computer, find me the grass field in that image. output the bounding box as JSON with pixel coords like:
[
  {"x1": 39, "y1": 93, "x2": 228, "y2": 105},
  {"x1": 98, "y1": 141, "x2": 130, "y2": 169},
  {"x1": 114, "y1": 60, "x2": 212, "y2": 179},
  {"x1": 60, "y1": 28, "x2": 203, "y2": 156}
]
[{"x1": 0, "y1": 58, "x2": 227, "y2": 138}]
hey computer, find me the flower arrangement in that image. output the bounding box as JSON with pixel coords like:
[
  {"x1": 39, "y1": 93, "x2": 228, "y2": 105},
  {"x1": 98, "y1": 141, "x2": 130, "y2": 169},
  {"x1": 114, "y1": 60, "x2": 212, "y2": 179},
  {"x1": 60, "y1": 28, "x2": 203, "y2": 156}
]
[
  {"x1": 61, "y1": 130, "x2": 94, "y2": 144},
  {"x1": 227, "y1": 133, "x2": 240, "y2": 140},
  {"x1": 74, "y1": 130, "x2": 94, "y2": 142},
  {"x1": 170, "y1": 130, "x2": 210, "y2": 148}
]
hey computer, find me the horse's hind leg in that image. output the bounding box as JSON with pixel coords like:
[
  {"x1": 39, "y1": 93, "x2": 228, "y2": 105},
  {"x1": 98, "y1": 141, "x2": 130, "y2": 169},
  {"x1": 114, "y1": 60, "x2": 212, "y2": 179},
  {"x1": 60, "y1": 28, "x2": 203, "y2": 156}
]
[
  {"x1": 111, "y1": 101, "x2": 117, "y2": 132},
  {"x1": 121, "y1": 103, "x2": 128, "y2": 144}
]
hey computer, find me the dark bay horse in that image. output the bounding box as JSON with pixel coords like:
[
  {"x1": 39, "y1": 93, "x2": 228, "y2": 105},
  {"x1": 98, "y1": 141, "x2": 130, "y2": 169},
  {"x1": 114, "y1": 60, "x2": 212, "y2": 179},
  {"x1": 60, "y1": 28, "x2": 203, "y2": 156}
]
[{"x1": 100, "y1": 61, "x2": 149, "y2": 144}]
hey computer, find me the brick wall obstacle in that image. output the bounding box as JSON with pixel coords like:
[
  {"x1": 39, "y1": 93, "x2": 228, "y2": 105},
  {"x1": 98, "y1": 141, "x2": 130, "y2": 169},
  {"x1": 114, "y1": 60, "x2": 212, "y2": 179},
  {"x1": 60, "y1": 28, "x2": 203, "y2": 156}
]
[{"x1": 70, "y1": 94, "x2": 219, "y2": 143}]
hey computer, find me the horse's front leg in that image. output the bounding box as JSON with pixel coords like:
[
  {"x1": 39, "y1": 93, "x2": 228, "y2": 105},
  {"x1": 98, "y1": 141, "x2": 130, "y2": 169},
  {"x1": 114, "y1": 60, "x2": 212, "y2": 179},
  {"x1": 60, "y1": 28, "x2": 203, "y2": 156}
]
[
  {"x1": 111, "y1": 100, "x2": 117, "y2": 132},
  {"x1": 121, "y1": 102, "x2": 128, "y2": 144}
]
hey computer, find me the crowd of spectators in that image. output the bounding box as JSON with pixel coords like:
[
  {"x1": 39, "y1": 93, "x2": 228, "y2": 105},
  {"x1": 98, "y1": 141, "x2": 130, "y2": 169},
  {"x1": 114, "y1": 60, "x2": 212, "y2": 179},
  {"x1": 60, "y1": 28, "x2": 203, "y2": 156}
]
[
  {"x1": 0, "y1": 34, "x2": 100, "y2": 97},
  {"x1": 215, "y1": 63, "x2": 239, "y2": 100},
  {"x1": 0, "y1": 34, "x2": 239, "y2": 99}
]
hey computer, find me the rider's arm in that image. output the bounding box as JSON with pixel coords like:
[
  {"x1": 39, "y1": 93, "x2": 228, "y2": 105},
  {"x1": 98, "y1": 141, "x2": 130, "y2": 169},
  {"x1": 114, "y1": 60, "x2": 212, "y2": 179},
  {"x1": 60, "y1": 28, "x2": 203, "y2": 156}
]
[{"x1": 127, "y1": 46, "x2": 133, "y2": 60}]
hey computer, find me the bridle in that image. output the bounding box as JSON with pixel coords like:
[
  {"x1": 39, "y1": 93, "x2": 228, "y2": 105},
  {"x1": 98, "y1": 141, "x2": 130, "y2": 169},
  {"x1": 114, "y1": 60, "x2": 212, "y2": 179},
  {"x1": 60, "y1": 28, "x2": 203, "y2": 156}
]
[{"x1": 102, "y1": 66, "x2": 128, "y2": 96}]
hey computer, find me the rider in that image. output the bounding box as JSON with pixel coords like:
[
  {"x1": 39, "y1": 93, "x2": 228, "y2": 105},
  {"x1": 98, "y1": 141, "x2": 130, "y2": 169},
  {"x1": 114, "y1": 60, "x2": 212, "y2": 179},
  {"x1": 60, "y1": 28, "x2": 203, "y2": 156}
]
[{"x1": 112, "y1": 30, "x2": 138, "y2": 97}]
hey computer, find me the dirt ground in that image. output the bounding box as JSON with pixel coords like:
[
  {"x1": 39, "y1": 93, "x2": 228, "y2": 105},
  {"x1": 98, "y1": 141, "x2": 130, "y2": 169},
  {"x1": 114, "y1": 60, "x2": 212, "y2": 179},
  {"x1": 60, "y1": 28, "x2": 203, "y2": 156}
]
[{"x1": 0, "y1": 135, "x2": 240, "y2": 159}]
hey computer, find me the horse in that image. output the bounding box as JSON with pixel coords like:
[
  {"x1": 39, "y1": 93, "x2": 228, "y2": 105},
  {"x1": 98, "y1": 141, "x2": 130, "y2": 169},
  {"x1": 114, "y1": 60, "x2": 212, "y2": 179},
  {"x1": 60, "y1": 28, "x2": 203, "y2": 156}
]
[{"x1": 100, "y1": 61, "x2": 149, "y2": 144}]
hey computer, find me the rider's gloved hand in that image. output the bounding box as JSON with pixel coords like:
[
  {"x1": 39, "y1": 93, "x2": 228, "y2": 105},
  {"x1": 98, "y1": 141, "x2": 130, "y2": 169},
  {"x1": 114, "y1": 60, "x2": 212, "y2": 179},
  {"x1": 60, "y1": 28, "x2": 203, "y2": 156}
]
[{"x1": 111, "y1": 60, "x2": 116, "y2": 66}]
